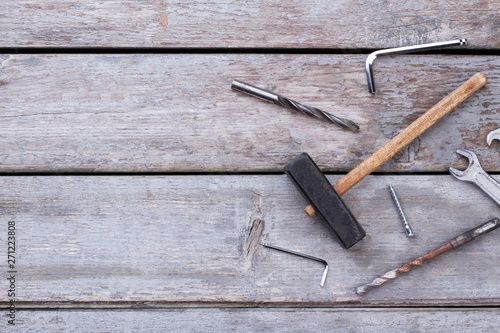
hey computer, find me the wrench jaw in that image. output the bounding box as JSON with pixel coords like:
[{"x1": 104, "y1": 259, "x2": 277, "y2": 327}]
[
  {"x1": 455, "y1": 148, "x2": 479, "y2": 164},
  {"x1": 487, "y1": 128, "x2": 500, "y2": 146},
  {"x1": 449, "y1": 149, "x2": 500, "y2": 207},
  {"x1": 449, "y1": 149, "x2": 481, "y2": 183},
  {"x1": 449, "y1": 166, "x2": 469, "y2": 181}
]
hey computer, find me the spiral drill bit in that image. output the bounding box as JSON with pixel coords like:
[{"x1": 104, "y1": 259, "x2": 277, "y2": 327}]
[
  {"x1": 356, "y1": 218, "x2": 500, "y2": 295},
  {"x1": 231, "y1": 80, "x2": 360, "y2": 132}
]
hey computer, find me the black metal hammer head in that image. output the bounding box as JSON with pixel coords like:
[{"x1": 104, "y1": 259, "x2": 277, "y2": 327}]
[{"x1": 284, "y1": 153, "x2": 366, "y2": 249}]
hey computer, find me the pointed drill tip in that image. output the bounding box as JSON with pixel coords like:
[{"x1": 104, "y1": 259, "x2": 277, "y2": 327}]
[
  {"x1": 347, "y1": 121, "x2": 361, "y2": 133},
  {"x1": 332, "y1": 117, "x2": 360, "y2": 132},
  {"x1": 326, "y1": 118, "x2": 360, "y2": 132}
]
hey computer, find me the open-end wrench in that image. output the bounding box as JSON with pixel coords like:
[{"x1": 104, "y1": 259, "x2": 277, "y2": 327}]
[
  {"x1": 487, "y1": 128, "x2": 500, "y2": 146},
  {"x1": 449, "y1": 149, "x2": 500, "y2": 206}
]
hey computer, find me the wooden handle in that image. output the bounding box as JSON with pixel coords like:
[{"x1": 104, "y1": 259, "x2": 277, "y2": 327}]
[{"x1": 304, "y1": 72, "x2": 486, "y2": 217}]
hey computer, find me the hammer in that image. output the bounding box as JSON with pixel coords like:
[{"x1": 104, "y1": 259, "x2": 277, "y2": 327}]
[{"x1": 285, "y1": 73, "x2": 486, "y2": 249}]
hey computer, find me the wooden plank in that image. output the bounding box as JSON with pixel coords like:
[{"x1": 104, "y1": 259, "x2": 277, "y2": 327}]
[
  {"x1": 0, "y1": 175, "x2": 499, "y2": 307},
  {"x1": 0, "y1": 1, "x2": 498, "y2": 49},
  {"x1": 2, "y1": 308, "x2": 499, "y2": 332},
  {"x1": 0, "y1": 54, "x2": 498, "y2": 173}
]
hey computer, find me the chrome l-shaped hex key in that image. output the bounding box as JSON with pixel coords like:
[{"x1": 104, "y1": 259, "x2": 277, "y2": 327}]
[{"x1": 366, "y1": 39, "x2": 467, "y2": 93}]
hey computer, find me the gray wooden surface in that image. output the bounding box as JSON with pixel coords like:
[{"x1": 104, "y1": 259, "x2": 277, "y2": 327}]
[
  {"x1": 0, "y1": 1, "x2": 498, "y2": 49},
  {"x1": 1, "y1": 308, "x2": 499, "y2": 333},
  {"x1": 0, "y1": 54, "x2": 498, "y2": 173},
  {"x1": 1, "y1": 1, "x2": 499, "y2": 332},
  {"x1": 0, "y1": 175, "x2": 499, "y2": 307}
]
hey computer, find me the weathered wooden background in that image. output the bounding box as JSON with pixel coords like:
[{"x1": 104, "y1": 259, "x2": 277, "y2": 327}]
[{"x1": 0, "y1": 1, "x2": 499, "y2": 332}]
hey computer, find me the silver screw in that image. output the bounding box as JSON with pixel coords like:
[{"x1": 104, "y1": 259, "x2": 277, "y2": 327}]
[{"x1": 388, "y1": 185, "x2": 414, "y2": 237}]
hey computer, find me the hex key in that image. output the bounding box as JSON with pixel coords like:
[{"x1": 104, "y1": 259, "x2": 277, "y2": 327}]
[
  {"x1": 366, "y1": 39, "x2": 467, "y2": 93},
  {"x1": 263, "y1": 243, "x2": 329, "y2": 287}
]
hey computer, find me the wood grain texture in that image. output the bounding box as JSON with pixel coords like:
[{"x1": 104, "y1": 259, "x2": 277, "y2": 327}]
[
  {"x1": 0, "y1": 1, "x2": 498, "y2": 49},
  {"x1": 334, "y1": 72, "x2": 486, "y2": 195},
  {"x1": 0, "y1": 54, "x2": 498, "y2": 173},
  {"x1": 1, "y1": 308, "x2": 499, "y2": 332},
  {"x1": 0, "y1": 175, "x2": 499, "y2": 308}
]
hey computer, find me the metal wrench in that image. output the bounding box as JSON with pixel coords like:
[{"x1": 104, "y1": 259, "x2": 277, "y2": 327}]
[
  {"x1": 449, "y1": 149, "x2": 500, "y2": 206},
  {"x1": 487, "y1": 128, "x2": 500, "y2": 146}
]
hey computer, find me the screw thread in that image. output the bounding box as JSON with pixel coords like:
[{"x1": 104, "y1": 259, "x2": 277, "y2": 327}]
[{"x1": 389, "y1": 185, "x2": 414, "y2": 237}]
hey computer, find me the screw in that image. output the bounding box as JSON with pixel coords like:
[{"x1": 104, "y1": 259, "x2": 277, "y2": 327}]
[{"x1": 388, "y1": 185, "x2": 414, "y2": 237}]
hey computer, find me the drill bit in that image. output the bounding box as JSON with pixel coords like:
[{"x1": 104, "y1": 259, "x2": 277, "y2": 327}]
[
  {"x1": 231, "y1": 80, "x2": 360, "y2": 132},
  {"x1": 356, "y1": 218, "x2": 500, "y2": 295}
]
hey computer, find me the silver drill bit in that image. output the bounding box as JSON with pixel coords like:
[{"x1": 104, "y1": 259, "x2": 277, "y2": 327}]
[
  {"x1": 231, "y1": 80, "x2": 360, "y2": 132},
  {"x1": 389, "y1": 185, "x2": 414, "y2": 237},
  {"x1": 366, "y1": 39, "x2": 468, "y2": 93},
  {"x1": 263, "y1": 243, "x2": 329, "y2": 287},
  {"x1": 356, "y1": 218, "x2": 500, "y2": 295}
]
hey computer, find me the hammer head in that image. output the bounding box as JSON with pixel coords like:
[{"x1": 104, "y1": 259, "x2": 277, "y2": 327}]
[{"x1": 284, "y1": 153, "x2": 366, "y2": 249}]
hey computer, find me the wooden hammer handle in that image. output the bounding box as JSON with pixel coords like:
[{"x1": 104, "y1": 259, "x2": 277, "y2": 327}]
[{"x1": 304, "y1": 72, "x2": 486, "y2": 217}]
